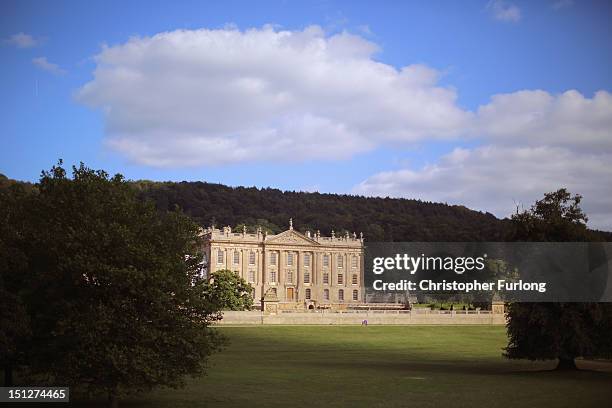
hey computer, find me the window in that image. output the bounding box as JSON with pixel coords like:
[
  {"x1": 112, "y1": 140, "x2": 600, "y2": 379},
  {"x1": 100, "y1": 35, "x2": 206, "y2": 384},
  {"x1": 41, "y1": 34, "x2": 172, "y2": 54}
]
[
  {"x1": 252, "y1": 288, "x2": 256, "y2": 300},
  {"x1": 287, "y1": 270, "x2": 294, "y2": 284},
  {"x1": 304, "y1": 253, "x2": 311, "y2": 267},
  {"x1": 337, "y1": 254, "x2": 344, "y2": 268},
  {"x1": 323, "y1": 272, "x2": 329, "y2": 284},
  {"x1": 233, "y1": 250, "x2": 240, "y2": 265},
  {"x1": 304, "y1": 271, "x2": 310, "y2": 284},
  {"x1": 323, "y1": 254, "x2": 329, "y2": 267},
  {"x1": 269, "y1": 270, "x2": 277, "y2": 283},
  {"x1": 305, "y1": 288, "x2": 311, "y2": 300},
  {"x1": 249, "y1": 251, "x2": 256, "y2": 265},
  {"x1": 352, "y1": 255, "x2": 358, "y2": 268},
  {"x1": 352, "y1": 290, "x2": 358, "y2": 301},
  {"x1": 352, "y1": 274, "x2": 358, "y2": 285},
  {"x1": 270, "y1": 287, "x2": 277, "y2": 296},
  {"x1": 323, "y1": 289, "x2": 329, "y2": 300},
  {"x1": 248, "y1": 270, "x2": 255, "y2": 283},
  {"x1": 338, "y1": 289, "x2": 344, "y2": 301},
  {"x1": 217, "y1": 249, "x2": 224, "y2": 264},
  {"x1": 270, "y1": 252, "x2": 277, "y2": 265},
  {"x1": 287, "y1": 252, "x2": 294, "y2": 266},
  {"x1": 337, "y1": 274, "x2": 343, "y2": 285}
]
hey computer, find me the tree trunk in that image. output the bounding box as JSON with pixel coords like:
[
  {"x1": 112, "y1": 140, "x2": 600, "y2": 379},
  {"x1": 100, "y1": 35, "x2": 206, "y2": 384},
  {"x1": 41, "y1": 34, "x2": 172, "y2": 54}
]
[
  {"x1": 556, "y1": 357, "x2": 577, "y2": 370},
  {"x1": 4, "y1": 361, "x2": 13, "y2": 387},
  {"x1": 108, "y1": 390, "x2": 119, "y2": 408}
]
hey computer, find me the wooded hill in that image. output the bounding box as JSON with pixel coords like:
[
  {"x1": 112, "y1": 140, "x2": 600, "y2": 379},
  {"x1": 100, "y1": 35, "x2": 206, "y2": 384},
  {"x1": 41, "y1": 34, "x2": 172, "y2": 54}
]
[
  {"x1": 134, "y1": 180, "x2": 509, "y2": 241},
  {"x1": 4, "y1": 174, "x2": 610, "y2": 241}
]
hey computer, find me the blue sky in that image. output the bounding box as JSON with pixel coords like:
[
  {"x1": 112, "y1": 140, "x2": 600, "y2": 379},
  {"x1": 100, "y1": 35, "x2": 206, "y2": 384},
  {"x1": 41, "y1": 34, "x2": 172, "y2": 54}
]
[{"x1": 1, "y1": 0, "x2": 612, "y2": 228}]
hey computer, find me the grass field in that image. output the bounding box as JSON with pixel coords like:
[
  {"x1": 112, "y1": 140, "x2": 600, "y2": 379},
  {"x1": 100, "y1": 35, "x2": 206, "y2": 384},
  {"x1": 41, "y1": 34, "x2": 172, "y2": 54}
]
[{"x1": 77, "y1": 326, "x2": 612, "y2": 408}]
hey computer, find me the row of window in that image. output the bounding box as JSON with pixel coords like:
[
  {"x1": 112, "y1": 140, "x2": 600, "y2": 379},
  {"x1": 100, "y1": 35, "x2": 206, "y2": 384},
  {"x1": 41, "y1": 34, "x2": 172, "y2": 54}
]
[
  {"x1": 322, "y1": 272, "x2": 359, "y2": 285},
  {"x1": 264, "y1": 271, "x2": 358, "y2": 285},
  {"x1": 267, "y1": 287, "x2": 358, "y2": 301},
  {"x1": 217, "y1": 249, "x2": 359, "y2": 268},
  {"x1": 307, "y1": 288, "x2": 359, "y2": 301}
]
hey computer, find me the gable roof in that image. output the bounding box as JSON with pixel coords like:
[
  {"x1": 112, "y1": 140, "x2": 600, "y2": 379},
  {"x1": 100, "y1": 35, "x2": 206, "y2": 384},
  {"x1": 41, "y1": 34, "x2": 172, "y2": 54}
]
[{"x1": 265, "y1": 229, "x2": 320, "y2": 246}]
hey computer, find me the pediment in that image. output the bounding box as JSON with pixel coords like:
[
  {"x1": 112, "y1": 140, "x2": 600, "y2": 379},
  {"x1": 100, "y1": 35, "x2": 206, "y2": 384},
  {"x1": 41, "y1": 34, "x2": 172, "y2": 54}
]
[{"x1": 265, "y1": 229, "x2": 320, "y2": 246}]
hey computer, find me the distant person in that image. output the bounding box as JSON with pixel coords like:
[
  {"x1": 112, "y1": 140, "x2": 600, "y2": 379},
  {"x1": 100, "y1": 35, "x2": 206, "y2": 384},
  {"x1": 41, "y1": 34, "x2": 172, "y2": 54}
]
[{"x1": 362, "y1": 319, "x2": 368, "y2": 326}]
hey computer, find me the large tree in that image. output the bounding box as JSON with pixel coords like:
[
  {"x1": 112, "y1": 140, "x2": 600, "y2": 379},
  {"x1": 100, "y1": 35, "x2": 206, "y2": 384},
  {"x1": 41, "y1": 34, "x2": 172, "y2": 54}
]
[
  {"x1": 0, "y1": 179, "x2": 33, "y2": 386},
  {"x1": 2, "y1": 162, "x2": 225, "y2": 406},
  {"x1": 205, "y1": 269, "x2": 254, "y2": 311},
  {"x1": 504, "y1": 188, "x2": 612, "y2": 369}
]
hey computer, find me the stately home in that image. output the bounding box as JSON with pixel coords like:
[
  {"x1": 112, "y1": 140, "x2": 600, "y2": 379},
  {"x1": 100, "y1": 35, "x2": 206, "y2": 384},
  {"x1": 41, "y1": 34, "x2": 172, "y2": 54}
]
[{"x1": 202, "y1": 220, "x2": 364, "y2": 311}]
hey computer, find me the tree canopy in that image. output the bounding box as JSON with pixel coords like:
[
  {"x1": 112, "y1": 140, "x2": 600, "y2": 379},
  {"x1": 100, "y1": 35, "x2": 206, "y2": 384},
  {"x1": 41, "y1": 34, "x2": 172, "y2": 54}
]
[
  {"x1": 509, "y1": 189, "x2": 592, "y2": 242},
  {"x1": 0, "y1": 176, "x2": 34, "y2": 387},
  {"x1": 0, "y1": 163, "x2": 225, "y2": 406},
  {"x1": 134, "y1": 180, "x2": 509, "y2": 241},
  {"x1": 504, "y1": 188, "x2": 612, "y2": 369},
  {"x1": 205, "y1": 269, "x2": 254, "y2": 311},
  {"x1": 5, "y1": 174, "x2": 611, "y2": 242}
]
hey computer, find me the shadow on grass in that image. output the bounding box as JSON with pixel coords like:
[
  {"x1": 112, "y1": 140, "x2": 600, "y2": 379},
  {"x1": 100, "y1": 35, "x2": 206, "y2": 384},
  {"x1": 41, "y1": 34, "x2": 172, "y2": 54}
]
[
  {"x1": 502, "y1": 359, "x2": 612, "y2": 379},
  {"x1": 268, "y1": 347, "x2": 612, "y2": 383}
]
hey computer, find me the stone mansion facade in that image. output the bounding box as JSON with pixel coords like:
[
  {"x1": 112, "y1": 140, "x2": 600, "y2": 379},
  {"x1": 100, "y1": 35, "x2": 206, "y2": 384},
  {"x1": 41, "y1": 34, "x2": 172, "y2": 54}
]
[{"x1": 202, "y1": 220, "x2": 364, "y2": 311}]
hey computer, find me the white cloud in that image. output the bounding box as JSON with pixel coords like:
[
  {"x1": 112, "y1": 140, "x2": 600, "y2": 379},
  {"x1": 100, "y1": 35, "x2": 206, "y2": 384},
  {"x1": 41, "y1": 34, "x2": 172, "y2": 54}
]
[
  {"x1": 76, "y1": 25, "x2": 612, "y2": 229},
  {"x1": 354, "y1": 146, "x2": 612, "y2": 230},
  {"x1": 32, "y1": 57, "x2": 66, "y2": 75},
  {"x1": 487, "y1": 0, "x2": 521, "y2": 23},
  {"x1": 80, "y1": 26, "x2": 611, "y2": 168},
  {"x1": 356, "y1": 88, "x2": 612, "y2": 230},
  {"x1": 4, "y1": 32, "x2": 41, "y2": 48},
  {"x1": 76, "y1": 26, "x2": 471, "y2": 166},
  {"x1": 476, "y1": 89, "x2": 612, "y2": 153}
]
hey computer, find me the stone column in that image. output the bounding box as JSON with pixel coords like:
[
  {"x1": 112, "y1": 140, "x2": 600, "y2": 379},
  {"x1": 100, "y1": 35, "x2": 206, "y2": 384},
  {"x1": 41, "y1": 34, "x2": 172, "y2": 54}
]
[
  {"x1": 209, "y1": 245, "x2": 215, "y2": 274},
  {"x1": 278, "y1": 249, "x2": 285, "y2": 302},
  {"x1": 314, "y1": 251, "x2": 319, "y2": 301},
  {"x1": 360, "y1": 251, "x2": 365, "y2": 302},
  {"x1": 276, "y1": 251, "x2": 287, "y2": 287},
  {"x1": 320, "y1": 252, "x2": 323, "y2": 285},
  {"x1": 343, "y1": 252, "x2": 347, "y2": 288},
  {"x1": 259, "y1": 248, "x2": 265, "y2": 285},
  {"x1": 241, "y1": 249, "x2": 246, "y2": 281},
  {"x1": 225, "y1": 247, "x2": 230, "y2": 270},
  {"x1": 332, "y1": 251, "x2": 336, "y2": 287},
  {"x1": 315, "y1": 251, "x2": 320, "y2": 287},
  {"x1": 293, "y1": 251, "x2": 304, "y2": 302},
  {"x1": 310, "y1": 251, "x2": 315, "y2": 285}
]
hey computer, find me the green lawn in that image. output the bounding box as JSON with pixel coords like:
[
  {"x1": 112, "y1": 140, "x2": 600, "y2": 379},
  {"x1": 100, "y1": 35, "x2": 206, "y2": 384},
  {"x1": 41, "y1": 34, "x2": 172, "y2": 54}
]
[{"x1": 79, "y1": 326, "x2": 612, "y2": 408}]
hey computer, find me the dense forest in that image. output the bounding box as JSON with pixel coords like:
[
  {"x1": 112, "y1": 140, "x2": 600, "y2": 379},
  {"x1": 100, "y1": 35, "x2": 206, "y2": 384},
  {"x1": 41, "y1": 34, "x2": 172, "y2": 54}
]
[
  {"x1": 134, "y1": 180, "x2": 509, "y2": 241},
  {"x1": 4, "y1": 174, "x2": 610, "y2": 241}
]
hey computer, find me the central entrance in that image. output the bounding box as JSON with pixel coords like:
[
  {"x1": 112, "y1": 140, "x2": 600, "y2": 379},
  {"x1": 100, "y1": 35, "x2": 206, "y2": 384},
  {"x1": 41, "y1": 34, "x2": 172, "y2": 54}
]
[{"x1": 286, "y1": 287, "x2": 294, "y2": 300}]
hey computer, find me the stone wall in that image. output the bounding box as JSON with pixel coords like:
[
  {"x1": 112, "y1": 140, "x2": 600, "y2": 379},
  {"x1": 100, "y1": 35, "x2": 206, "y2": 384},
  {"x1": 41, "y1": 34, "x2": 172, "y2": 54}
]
[{"x1": 216, "y1": 310, "x2": 506, "y2": 325}]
